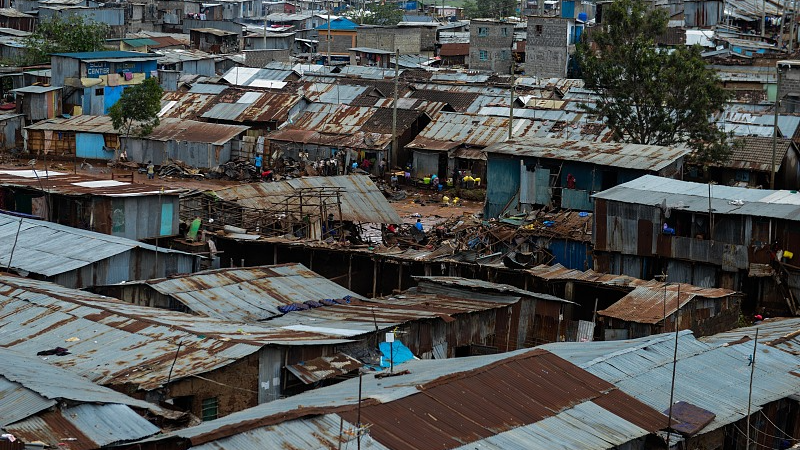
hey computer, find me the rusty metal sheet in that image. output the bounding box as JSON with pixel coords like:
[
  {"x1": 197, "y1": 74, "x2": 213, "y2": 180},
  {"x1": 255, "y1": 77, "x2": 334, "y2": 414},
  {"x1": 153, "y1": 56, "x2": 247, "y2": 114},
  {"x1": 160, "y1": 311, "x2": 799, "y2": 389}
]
[
  {"x1": 0, "y1": 274, "x2": 354, "y2": 392},
  {"x1": 486, "y1": 138, "x2": 690, "y2": 172},
  {"x1": 0, "y1": 169, "x2": 183, "y2": 197},
  {"x1": 286, "y1": 352, "x2": 362, "y2": 384},
  {"x1": 337, "y1": 350, "x2": 668, "y2": 450},
  {"x1": 144, "y1": 118, "x2": 248, "y2": 145},
  {"x1": 663, "y1": 401, "x2": 716, "y2": 437}
]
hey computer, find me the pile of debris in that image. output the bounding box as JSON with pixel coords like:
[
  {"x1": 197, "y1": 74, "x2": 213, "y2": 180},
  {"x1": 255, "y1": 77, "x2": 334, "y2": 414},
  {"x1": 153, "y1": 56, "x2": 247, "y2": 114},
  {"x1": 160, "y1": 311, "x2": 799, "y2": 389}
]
[
  {"x1": 159, "y1": 159, "x2": 203, "y2": 178},
  {"x1": 207, "y1": 159, "x2": 259, "y2": 181}
]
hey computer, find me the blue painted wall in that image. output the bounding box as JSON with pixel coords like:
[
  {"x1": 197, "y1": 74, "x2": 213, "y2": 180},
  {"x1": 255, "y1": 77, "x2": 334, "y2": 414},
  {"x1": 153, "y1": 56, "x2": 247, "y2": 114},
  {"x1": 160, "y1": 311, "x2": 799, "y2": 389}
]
[
  {"x1": 548, "y1": 239, "x2": 592, "y2": 270},
  {"x1": 485, "y1": 156, "x2": 520, "y2": 218},
  {"x1": 76, "y1": 133, "x2": 112, "y2": 159},
  {"x1": 160, "y1": 202, "x2": 174, "y2": 236}
]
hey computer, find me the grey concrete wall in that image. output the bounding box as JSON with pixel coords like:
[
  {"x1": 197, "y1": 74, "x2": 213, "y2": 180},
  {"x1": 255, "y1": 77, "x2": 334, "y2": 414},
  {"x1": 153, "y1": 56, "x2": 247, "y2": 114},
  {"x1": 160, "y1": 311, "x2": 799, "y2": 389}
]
[
  {"x1": 356, "y1": 27, "x2": 422, "y2": 54},
  {"x1": 468, "y1": 20, "x2": 513, "y2": 72},
  {"x1": 525, "y1": 16, "x2": 569, "y2": 78}
]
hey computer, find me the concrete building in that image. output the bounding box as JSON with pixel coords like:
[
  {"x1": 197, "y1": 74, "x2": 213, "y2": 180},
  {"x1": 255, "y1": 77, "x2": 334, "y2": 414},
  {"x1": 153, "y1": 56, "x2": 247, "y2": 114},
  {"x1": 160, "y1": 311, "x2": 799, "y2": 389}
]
[
  {"x1": 356, "y1": 26, "x2": 423, "y2": 56},
  {"x1": 469, "y1": 19, "x2": 514, "y2": 73},
  {"x1": 777, "y1": 60, "x2": 800, "y2": 113},
  {"x1": 525, "y1": 16, "x2": 576, "y2": 78}
]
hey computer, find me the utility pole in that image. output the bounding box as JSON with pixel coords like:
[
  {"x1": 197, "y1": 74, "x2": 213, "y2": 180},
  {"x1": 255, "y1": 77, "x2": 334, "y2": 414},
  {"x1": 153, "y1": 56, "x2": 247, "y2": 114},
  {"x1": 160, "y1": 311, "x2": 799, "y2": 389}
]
[
  {"x1": 745, "y1": 328, "x2": 759, "y2": 450},
  {"x1": 326, "y1": 5, "x2": 331, "y2": 65},
  {"x1": 792, "y1": 0, "x2": 798, "y2": 53},
  {"x1": 391, "y1": 48, "x2": 399, "y2": 169},
  {"x1": 772, "y1": 63, "x2": 782, "y2": 189},
  {"x1": 762, "y1": 0, "x2": 767, "y2": 37},
  {"x1": 508, "y1": 59, "x2": 515, "y2": 141}
]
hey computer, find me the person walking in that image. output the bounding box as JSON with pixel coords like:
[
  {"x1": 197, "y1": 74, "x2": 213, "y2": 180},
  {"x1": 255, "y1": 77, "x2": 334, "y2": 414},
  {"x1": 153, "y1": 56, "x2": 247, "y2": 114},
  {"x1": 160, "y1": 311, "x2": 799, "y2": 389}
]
[{"x1": 146, "y1": 161, "x2": 155, "y2": 180}]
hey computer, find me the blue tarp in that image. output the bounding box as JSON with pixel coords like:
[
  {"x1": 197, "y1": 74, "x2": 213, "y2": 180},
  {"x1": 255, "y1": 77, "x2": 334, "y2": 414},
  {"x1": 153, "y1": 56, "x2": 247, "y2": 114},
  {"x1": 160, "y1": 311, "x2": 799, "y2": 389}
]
[{"x1": 378, "y1": 340, "x2": 414, "y2": 368}]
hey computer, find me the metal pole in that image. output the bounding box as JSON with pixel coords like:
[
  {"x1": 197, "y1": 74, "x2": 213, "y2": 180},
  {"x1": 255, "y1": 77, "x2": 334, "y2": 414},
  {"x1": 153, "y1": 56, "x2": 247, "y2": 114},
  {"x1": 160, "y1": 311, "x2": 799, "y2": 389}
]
[
  {"x1": 508, "y1": 52, "x2": 515, "y2": 141},
  {"x1": 762, "y1": 0, "x2": 767, "y2": 37},
  {"x1": 745, "y1": 328, "x2": 759, "y2": 450},
  {"x1": 356, "y1": 370, "x2": 363, "y2": 450},
  {"x1": 792, "y1": 0, "x2": 797, "y2": 52},
  {"x1": 391, "y1": 48, "x2": 399, "y2": 169},
  {"x1": 665, "y1": 283, "x2": 680, "y2": 449},
  {"x1": 772, "y1": 64, "x2": 782, "y2": 189},
  {"x1": 326, "y1": 8, "x2": 331, "y2": 66}
]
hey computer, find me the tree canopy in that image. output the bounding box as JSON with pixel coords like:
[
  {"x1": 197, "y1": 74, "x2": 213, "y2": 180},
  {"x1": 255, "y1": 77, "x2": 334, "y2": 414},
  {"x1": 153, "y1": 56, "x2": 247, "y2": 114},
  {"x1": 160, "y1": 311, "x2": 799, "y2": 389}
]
[
  {"x1": 462, "y1": 0, "x2": 516, "y2": 19},
  {"x1": 576, "y1": 0, "x2": 732, "y2": 164},
  {"x1": 354, "y1": 3, "x2": 403, "y2": 25},
  {"x1": 23, "y1": 15, "x2": 108, "y2": 64},
  {"x1": 109, "y1": 78, "x2": 164, "y2": 144}
]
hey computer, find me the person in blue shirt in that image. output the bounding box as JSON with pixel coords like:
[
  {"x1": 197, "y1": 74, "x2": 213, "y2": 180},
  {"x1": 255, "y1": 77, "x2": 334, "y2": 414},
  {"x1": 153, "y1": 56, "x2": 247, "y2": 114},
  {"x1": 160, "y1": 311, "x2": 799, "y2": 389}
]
[
  {"x1": 254, "y1": 154, "x2": 263, "y2": 176},
  {"x1": 415, "y1": 219, "x2": 424, "y2": 232}
]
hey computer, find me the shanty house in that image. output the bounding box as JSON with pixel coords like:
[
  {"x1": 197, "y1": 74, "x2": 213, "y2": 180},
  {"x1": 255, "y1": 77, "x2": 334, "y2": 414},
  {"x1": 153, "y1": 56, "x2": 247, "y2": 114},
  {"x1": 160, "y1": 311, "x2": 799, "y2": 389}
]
[
  {"x1": 544, "y1": 330, "x2": 800, "y2": 450},
  {"x1": 122, "y1": 117, "x2": 249, "y2": 168},
  {"x1": 190, "y1": 28, "x2": 241, "y2": 54},
  {"x1": 93, "y1": 263, "x2": 578, "y2": 399},
  {"x1": 592, "y1": 175, "x2": 800, "y2": 315},
  {"x1": 528, "y1": 263, "x2": 742, "y2": 340},
  {"x1": 0, "y1": 8, "x2": 34, "y2": 32},
  {"x1": 12, "y1": 85, "x2": 62, "y2": 122},
  {"x1": 124, "y1": 348, "x2": 669, "y2": 450},
  {"x1": 267, "y1": 103, "x2": 430, "y2": 171},
  {"x1": 483, "y1": 138, "x2": 689, "y2": 218},
  {"x1": 0, "y1": 112, "x2": 22, "y2": 149},
  {"x1": 50, "y1": 51, "x2": 158, "y2": 115},
  {"x1": 0, "y1": 169, "x2": 183, "y2": 241},
  {"x1": 0, "y1": 213, "x2": 198, "y2": 288},
  {"x1": 0, "y1": 274, "x2": 357, "y2": 420},
  {"x1": 0, "y1": 348, "x2": 164, "y2": 449},
  {"x1": 702, "y1": 136, "x2": 800, "y2": 190}
]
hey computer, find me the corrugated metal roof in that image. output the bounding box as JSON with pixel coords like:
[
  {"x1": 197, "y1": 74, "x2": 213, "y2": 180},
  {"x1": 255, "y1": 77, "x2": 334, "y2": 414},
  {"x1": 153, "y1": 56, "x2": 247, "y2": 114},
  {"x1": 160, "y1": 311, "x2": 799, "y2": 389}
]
[
  {"x1": 415, "y1": 276, "x2": 574, "y2": 303},
  {"x1": 52, "y1": 51, "x2": 153, "y2": 60},
  {"x1": 0, "y1": 214, "x2": 191, "y2": 277},
  {"x1": 26, "y1": 115, "x2": 118, "y2": 133},
  {"x1": 139, "y1": 118, "x2": 248, "y2": 145},
  {"x1": 0, "y1": 169, "x2": 183, "y2": 197},
  {"x1": 120, "y1": 263, "x2": 363, "y2": 322},
  {"x1": 188, "y1": 83, "x2": 228, "y2": 94},
  {"x1": 598, "y1": 283, "x2": 738, "y2": 324},
  {"x1": 12, "y1": 85, "x2": 61, "y2": 94},
  {"x1": 221, "y1": 66, "x2": 294, "y2": 86},
  {"x1": 191, "y1": 414, "x2": 389, "y2": 450},
  {"x1": 487, "y1": 139, "x2": 689, "y2": 172},
  {"x1": 0, "y1": 275, "x2": 354, "y2": 391},
  {"x1": 593, "y1": 175, "x2": 800, "y2": 220},
  {"x1": 141, "y1": 349, "x2": 667, "y2": 449},
  {"x1": 286, "y1": 353, "x2": 362, "y2": 384},
  {"x1": 0, "y1": 348, "x2": 155, "y2": 411},
  {"x1": 544, "y1": 331, "x2": 800, "y2": 435},
  {"x1": 406, "y1": 111, "x2": 537, "y2": 151},
  {"x1": 214, "y1": 175, "x2": 401, "y2": 224},
  {"x1": 701, "y1": 317, "x2": 800, "y2": 355},
  {"x1": 159, "y1": 91, "x2": 217, "y2": 120},
  {"x1": 0, "y1": 376, "x2": 55, "y2": 427},
  {"x1": 200, "y1": 90, "x2": 302, "y2": 123},
  {"x1": 5, "y1": 403, "x2": 159, "y2": 450},
  {"x1": 711, "y1": 136, "x2": 794, "y2": 172}
]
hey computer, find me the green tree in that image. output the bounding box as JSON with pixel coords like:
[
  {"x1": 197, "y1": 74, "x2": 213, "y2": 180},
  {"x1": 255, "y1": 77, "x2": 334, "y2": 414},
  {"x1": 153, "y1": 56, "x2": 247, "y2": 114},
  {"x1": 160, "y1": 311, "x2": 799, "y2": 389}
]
[
  {"x1": 109, "y1": 78, "x2": 164, "y2": 157},
  {"x1": 355, "y1": 3, "x2": 404, "y2": 25},
  {"x1": 462, "y1": 0, "x2": 516, "y2": 19},
  {"x1": 23, "y1": 15, "x2": 108, "y2": 64},
  {"x1": 576, "y1": 0, "x2": 732, "y2": 164}
]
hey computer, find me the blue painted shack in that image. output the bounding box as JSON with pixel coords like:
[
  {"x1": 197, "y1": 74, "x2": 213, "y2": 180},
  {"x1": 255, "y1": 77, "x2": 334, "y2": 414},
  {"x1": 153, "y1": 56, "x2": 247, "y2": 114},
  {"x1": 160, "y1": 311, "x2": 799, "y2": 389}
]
[
  {"x1": 483, "y1": 138, "x2": 689, "y2": 218},
  {"x1": 50, "y1": 51, "x2": 158, "y2": 115}
]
